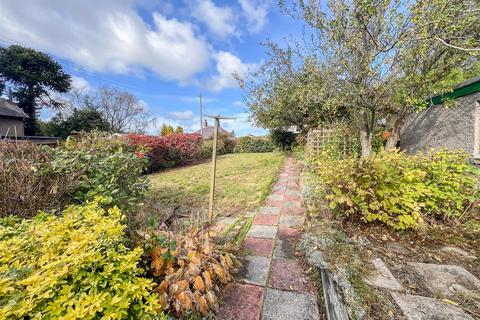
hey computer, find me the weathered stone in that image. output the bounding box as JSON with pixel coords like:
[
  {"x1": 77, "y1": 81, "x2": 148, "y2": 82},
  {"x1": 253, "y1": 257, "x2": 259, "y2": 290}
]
[
  {"x1": 391, "y1": 292, "x2": 474, "y2": 320},
  {"x1": 247, "y1": 225, "x2": 278, "y2": 239},
  {"x1": 441, "y1": 246, "x2": 477, "y2": 260},
  {"x1": 259, "y1": 206, "x2": 281, "y2": 215},
  {"x1": 218, "y1": 217, "x2": 237, "y2": 226},
  {"x1": 262, "y1": 288, "x2": 320, "y2": 320},
  {"x1": 268, "y1": 258, "x2": 316, "y2": 293},
  {"x1": 279, "y1": 215, "x2": 305, "y2": 227},
  {"x1": 278, "y1": 227, "x2": 302, "y2": 240},
  {"x1": 218, "y1": 283, "x2": 265, "y2": 320},
  {"x1": 268, "y1": 194, "x2": 283, "y2": 201},
  {"x1": 285, "y1": 190, "x2": 301, "y2": 197},
  {"x1": 364, "y1": 258, "x2": 402, "y2": 291},
  {"x1": 242, "y1": 238, "x2": 275, "y2": 257},
  {"x1": 273, "y1": 240, "x2": 296, "y2": 259},
  {"x1": 239, "y1": 256, "x2": 271, "y2": 286},
  {"x1": 409, "y1": 262, "x2": 480, "y2": 299},
  {"x1": 253, "y1": 214, "x2": 279, "y2": 226},
  {"x1": 283, "y1": 201, "x2": 302, "y2": 209}
]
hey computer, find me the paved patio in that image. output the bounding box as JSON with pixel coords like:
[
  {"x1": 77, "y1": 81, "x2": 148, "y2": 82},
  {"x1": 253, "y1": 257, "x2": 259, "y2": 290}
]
[{"x1": 218, "y1": 157, "x2": 320, "y2": 320}]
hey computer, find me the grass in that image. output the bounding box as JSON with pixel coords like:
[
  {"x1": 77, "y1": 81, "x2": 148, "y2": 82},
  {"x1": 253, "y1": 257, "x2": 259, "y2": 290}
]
[{"x1": 148, "y1": 152, "x2": 285, "y2": 218}]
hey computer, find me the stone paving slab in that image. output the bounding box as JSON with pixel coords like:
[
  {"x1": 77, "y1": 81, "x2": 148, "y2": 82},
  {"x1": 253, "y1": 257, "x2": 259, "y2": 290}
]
[
  {"x1": 408, "y1": 262, "x2": 480, "y2": 298},
  {"x1": 218, "y1": 216, "x2": 237, "y2": 226},
  {"x1": 247, "y1": 225, "x2": 278, "y2": 239},
  {"x1": 242, "y1": 238, "x2": 275, "y2": 257},
  {"x1": 365, "y1": 258, "x2": 403, "y2": 291},
  {"x1": 391, "y1": 292, "x2": 474, "y2": 320},
  {"x1": 279, "y1": 215, "x2": 305, "y2": 227},
  {"x1": 278, "y1": 226, "x2": 302, "y2": 240},
  {"x1": 262, "y1": 288, "x2": 320, "y2": 320},
  {"x1": 253, "y1": 214, "x2": 279, "y2": 226},
  {"x1": 267, "y1": 194, "x2": 283, "y2": 201},
  {"x1": 259, "y1": 206, "x2": 281, "y2": 215},
  {"x1": 273, "y1": 240, "x2": 296, "y2": 259},
  {"x1": 285, "y1": 190, "x2": 301, "y2": 197},
  {"x1": 239, "y1": 256, "x2": 271, "y2": 286},
  {"x1": 268, "y1": 258, "x2": 315, "y2": 293},
  {"x1": 282, "y1": 207, "x2": 305, "y2": 215},
  {"x1": 283, "y1": 201, "x2": 302, "y2": 209},
  {"x1": 218, "y1": 283, "x2": 265, "y2": 320}
]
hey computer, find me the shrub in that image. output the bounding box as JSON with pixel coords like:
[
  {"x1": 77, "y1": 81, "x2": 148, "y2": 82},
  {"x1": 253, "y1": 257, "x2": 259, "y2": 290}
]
[
  {"x1": 0, "y1": 201, "x2": 163, "y2": 319},
  {"x1": 50, "y1": 132, "x2": 149, "y2": 212},
  {"x1": 201, "y1": 134, "x2": 236, "y2": 158},
  {"x1": 127, "y1": 133, "x2": 203, "y2": 172},
  {"x1": 314, "y1": 149, "x2": 479, "y2": 230},
  {"x1": 142, "y1": 227, "x2": 237, "y2": 317},
  {"x1": 234, "y1": 136, "x2": 275, "y2": 153},
  {"x1": 0, "y1": 141, "x2": 76, "y2": 218},
  {"x1": 270, "y1": 129, "x2": 296, "y2": 150}
]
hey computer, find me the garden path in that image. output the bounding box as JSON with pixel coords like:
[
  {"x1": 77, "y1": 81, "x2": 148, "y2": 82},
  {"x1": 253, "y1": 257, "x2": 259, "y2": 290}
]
[{"x1": 217, "y1": 157, "x2": 320, "y2": 320}]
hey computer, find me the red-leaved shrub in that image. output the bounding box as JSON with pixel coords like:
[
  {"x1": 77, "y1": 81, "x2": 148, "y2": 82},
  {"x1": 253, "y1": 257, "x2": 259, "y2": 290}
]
[{"x1": 126, "y1": 133, "x2": 203, "y2": 172}]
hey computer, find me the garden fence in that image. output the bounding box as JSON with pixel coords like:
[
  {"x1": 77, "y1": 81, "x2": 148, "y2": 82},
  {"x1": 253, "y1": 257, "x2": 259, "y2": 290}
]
[{"x1": 306, "y1": 127, "x2": 357, "y2": 158}]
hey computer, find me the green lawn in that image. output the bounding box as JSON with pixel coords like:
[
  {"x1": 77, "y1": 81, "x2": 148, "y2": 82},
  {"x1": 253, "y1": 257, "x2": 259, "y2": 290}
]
[{"x1": 148, "y1": 152, "x2": 285, "y2": 217}]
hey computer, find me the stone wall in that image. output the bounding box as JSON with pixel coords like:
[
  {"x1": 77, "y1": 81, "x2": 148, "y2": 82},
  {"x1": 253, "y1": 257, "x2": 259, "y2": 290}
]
[{"x1": 400, "y1": 92, "x2": 480, "y2": 157}]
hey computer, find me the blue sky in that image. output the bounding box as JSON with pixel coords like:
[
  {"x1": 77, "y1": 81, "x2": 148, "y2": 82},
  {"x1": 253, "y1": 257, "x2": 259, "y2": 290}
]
[{"x1": 0, "y1": 0, "x2": 303, "y2": 136}]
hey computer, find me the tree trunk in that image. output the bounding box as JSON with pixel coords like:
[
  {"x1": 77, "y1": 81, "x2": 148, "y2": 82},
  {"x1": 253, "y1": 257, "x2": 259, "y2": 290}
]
[
  {"x1": 359, "y1": 129, "x2": 372, "y2": 158},
  {"x1": 385, "y1": 125, "x2": 400, "y2": 150}
]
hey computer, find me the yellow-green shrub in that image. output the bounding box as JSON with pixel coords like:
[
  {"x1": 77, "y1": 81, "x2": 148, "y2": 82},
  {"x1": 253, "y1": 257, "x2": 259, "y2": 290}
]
[
  {"x1": 0, "y1": 201, "x2": 163, "y2": 319},
  {"x1": 314, "y1": 149, "x2": 479, "y2": 230}
]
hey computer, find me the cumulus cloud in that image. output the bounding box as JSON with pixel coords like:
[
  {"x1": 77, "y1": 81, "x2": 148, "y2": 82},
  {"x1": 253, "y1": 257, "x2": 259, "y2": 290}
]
[
  {"x1": 167, "y1": 110, "x2": 195, "y2": 120},
  {"x1": 238, "y1": 0, "x2": 270, "y2": 33},
  {"x1": 0, "y1": 0, "x2": 210, "y2": 82},
  {"x1": 220, "y1": 112, "x2": 267, "y2": 136},
  {"x1": 70, "y1": 76, "x2": 91, "y2": 93},
  {"x1": 191, "y1": 0, "x2": 237, "y2": 39},
  {"x1": 207, "y1": 51, "x2": 256, "y2": 92}
]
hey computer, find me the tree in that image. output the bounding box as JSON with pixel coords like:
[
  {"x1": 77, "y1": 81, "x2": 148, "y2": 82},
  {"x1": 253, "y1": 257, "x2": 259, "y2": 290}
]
[
  {"x1": 40, "y1": 108, "x2": 111, "y2": 138},
  {"x1": 275, "y1": 0, "x2": 480, "y2": 157},
  {"x1": 160, "y1": 124, "x2": 174, "y2": 136},
  {"x1": 0, "y1": 45, "x2": 71, "y2": 135},
  {"x1": 270, "y1": 129, "x2": 297, "y2": 151},
  {"x1": 175, "y1": 126, "x2": 184, "y2": 134}
]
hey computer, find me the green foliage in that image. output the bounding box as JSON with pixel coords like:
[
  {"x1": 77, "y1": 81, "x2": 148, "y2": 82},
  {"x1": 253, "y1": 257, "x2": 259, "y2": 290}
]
[
  {"x1": 234, "y1": 136, "x2": 275, "y2": 153},
  {"x1": 270, "y1": 129, "x2": 296, "y2": 151},
  {"x1": 175, "y1": 126, "x2": 184, "y2": 134},
  {"x1": 0, "y1": 201, "x2": 163, "y2": 319},
  {"x1": 50, "y1": 132, "x2": 149, "y2": 211},
  {"x1": 160, "y1": 124, "x2": 175, "y2": 136},
  {"x1": 201, "y1": 134, "x2": 236, "y2": 157},
  {"x1": 313, "y1": 150, "x2": 479, "y2": 230},
  {"x1": 39, "y1": 108, "x2": 111, "y2": 138},
  {"x1": 0, "y1": 45, "x2": 71, "y2": 135}
]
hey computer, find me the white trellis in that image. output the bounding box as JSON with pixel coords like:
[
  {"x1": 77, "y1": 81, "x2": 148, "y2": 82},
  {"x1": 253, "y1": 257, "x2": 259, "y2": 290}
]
[{"x1": 306, "y1": 127, "x2": 357, "y2": 158}]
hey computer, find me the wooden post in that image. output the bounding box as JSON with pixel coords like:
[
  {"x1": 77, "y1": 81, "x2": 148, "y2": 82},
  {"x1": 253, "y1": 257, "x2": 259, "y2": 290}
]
[
  {"x1": 208, "y1": 117, "x2": 220, "y2": 222},
  {"x1": 199, "y1": 94, "x2": 203, "y2": 137}
]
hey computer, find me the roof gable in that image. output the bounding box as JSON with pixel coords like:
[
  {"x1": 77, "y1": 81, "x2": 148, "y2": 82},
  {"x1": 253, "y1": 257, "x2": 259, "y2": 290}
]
[{"x1": 0, "y1": 99, "x2": 28, "y2": 118}]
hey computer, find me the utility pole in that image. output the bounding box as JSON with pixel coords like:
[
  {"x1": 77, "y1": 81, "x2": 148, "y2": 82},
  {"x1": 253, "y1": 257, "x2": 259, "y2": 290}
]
[
  {"x1": 203, "y1": 114, "x2": 236, "y2": 223},
  {"x1": 199, "y1": 94, "x2": 203, "y2": 137}
]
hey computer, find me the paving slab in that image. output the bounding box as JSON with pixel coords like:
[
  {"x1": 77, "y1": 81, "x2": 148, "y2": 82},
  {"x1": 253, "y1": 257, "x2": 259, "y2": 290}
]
[
  {"x1": 282, "y1": 207, "x2": 305, "y2": 216},
  {"x1": 262, "y1": 288, "x2": 320, "y2": 320},
  {"x1": 247, "y1": 225, "x2": 278, "y2": 239},
  {"x1": 285, "y1": 190, "x2": 301, "y2": 197},
  {"x1": 218, "y1": 216, "x2": 237, "y2": 226},
  {"x1": 283, "y1": 201, "x2": 302, "y2": 209},
  {"x1": 242, "y1": 238, "x2": 275, "y2": 257},
  {"x1": 268, "y1": 258, "x2": 315, "y2": 293},
  {"x1": 365, "y1": 258, "x2": 403, "y2": 291},
  {"x1": 259, "y1": 206, "x2": 281, "y2": 215},
  {"x1": 278, "y1": 226, "x2": 302, "y2": 241},
  {"x1": 409, "y1": 262, "x2": 480, "y2": 298},
  {"x1": 279, "y1": 215, "x2": 305, "y2": 227},
  {"x1": 218, "y1": 283, "x2": 265, "y2": 320},
  {"x1": 267, "y1": 194, "x2": 283, "y2": 201},
  {"x1": 253, "y1": 214, "x2": 279, "y2": 226},
  {"x1": 239, "y1": 256, "x2": 271, "y2": 286},
  {"x1": 391, "y1": 292, "x2": 474, "y2": 320},
  {"x1": 273, "y1": 240, "x2": 296, "y2": 259}
]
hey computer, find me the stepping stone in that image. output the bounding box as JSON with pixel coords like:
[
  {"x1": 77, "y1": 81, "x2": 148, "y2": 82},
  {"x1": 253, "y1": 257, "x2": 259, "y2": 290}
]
[
  {"x1": 262, "y1": 288, "x2": 320, "y2": 320},
  {"x1": 259, "y1": 206, "x2": 281, "y2": 215},
  {"x1": 247, "y1": 225, "x2": 278, "y2": 239},
  {"x1": 239, "y1": 256, "x2": 271, "y2": 286},
  {"x1": 253, "y1": 214, "x2": 279, "y2": 226},
  {"x1": 279, "y1": 215, "x2": 304, "y2": 227},
  {"x1": 218, "y1": 283, "x2": 265, "y2": 320},
  {"x1": 268, "y1": 258, "x2": 315, "y2": 293},
  {"x1": 242, "y1": 238, "x2": 274, "y2": 257},
  {"x1": 278, "y1": 227, "x2": 302, "y2": 241},
  {"x1": 409, "y1": 262, "x2": 480, "y2": 298},
  {"x1": 391, "y1": 292, "x2": 474, "y2": 320},
  {"x1": 273, "y1": 240, "x2": 296, "y2": 259},
  {"x1": 441, "y1": 246, "x2": 477, "y2": 260},
  {"x1": 364, "y1": 258, "x2": 402, "y2": 291}
]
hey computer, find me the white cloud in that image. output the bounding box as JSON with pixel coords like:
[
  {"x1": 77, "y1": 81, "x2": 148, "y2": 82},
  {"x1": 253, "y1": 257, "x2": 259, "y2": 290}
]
[
  {"x1": 207, "y1": 51, "x2": 256, "y2": 92},
  {"x1": 0, "y1": 0, "x2": 210, "y2": 82},
  {"x1": 234, "y1": 100, "x2": 245, "y2": 107},
  {"x1": 220, "y1": 112, "x2": 267, "y2": 136},
  {"x1": 238, "y1": 0, "x2": 270, "y2": 32},
  {"x1": 191, "y1": 0, "x2": 237, "y2": 39},
  {"x1": 168, "y1": 110, "x2": 195, "y2": 120},
  {"x1": 70, "y1": 76, "x2": 91, "y2": 93}
]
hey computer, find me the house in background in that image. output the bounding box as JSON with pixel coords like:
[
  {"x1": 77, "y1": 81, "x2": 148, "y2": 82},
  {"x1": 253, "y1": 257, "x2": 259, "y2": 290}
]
[
  {"x1": 0, "y1": 98, "x2": 28, "y2": 137},
  {"x1": 193, "y1": 119, "x2": 234, "y2": 139},
  {"x1": 400, "y1": 76, "x2": 480, "y2": 159}
]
